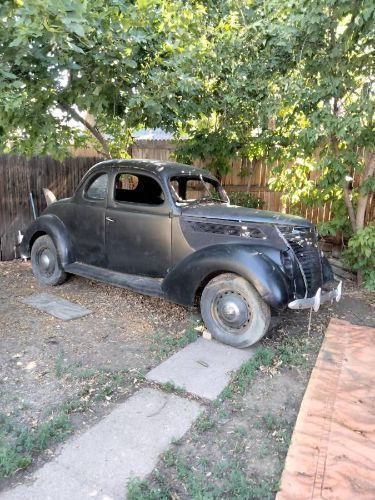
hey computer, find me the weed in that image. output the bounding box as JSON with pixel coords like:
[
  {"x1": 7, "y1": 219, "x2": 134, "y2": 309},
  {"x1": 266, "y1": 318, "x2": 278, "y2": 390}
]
[
  {"x1": 170, "y1": 436, "x2": 182, "y2": 446},
  {"x1": 217, "y1": 385, "x2": 233, "y2": 401},
  {"x1": 150, "y1": 326, "x2": 198, "y2": 360},
  {"x1": 61, "y1": 399, "x2": 88, "y2": 414},
  {"x1": 54, "y1": 349, "x2": 66, "y2": 379},
  {"x1": 276, "y1": 337, "x2": 307, "y2": 367},
  {"x1": 16, "y1": 428, "x2": 34, "y2": 453},
  {"x1": 232, "y1": 439, "x2": 247, "y2": 454},
  {"x1": 134, "y1": 369, "x2": 146, "y2": 381},
  {"x1": 161, "y1": 450, "x2": 177, "y2": 467},
  {"x1": 0, "y1": 413, "x2": 14, "y2": 435},
  {"x1": 198, "y1": 456, "x2": 210, "y2": 468},
  {"x1": 127, "y1": 477, "x2": 170, "y2": 500},
  {"x1": 227, "y1": 469, "x2": 274, "y2": 499},
  {"x1": 0, "y1": 443, "x2": 32, "y2": 478},
  {"x1": 218, "y1": 409, "x2": 231, "y2": 423},
  {"x1": 88, "y1": 370, "x2": 129, "y2": 401},
  {"x1": 76, "y1": 368, "x2": 96, "y2": 380},
  {"x1": 94, "y1": 385, "x2": 114, "y2": 401},
  {"x1": 213, "y1": 458, "x2": 237, "y2": 475},
  {"x1": 261, "y1": 412, "x2": 279, "y2": 432},
  {"x1": 0, "y1": 411, "x2": 72, "y2": 478},
  {"x1": 233, "y1": 425, "x2": 247, "y2": 437},
  {"x1": 259, "y1": 442, "x2": 270, "y2": 457},
  {"x1": 159, "y1": 382, "x2": 186, "y2": 395},
  {"x1": 195, "y1": 414, "x2": 216, "y2": 432},
  {"x1": 220, "y1": 347, "x2": 275, "y2": 399},
  {"x1": 17, "y1": 412, "x2": 72, "y2": 452}
]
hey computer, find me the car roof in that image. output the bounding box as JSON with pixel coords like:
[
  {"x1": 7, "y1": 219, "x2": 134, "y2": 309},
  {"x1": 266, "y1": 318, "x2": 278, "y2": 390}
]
[{"x1": 87, "y1": 159, "x2": 215, "y2": 179}]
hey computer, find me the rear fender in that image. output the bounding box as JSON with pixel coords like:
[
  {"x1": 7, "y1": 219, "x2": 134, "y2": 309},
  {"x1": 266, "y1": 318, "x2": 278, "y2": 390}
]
[
  {"x1": 163, "y1": 244, "x2": 290, "y2": 310},
  {"x1": 20, "y1": 214, "x2": 74, "y2": 267}
]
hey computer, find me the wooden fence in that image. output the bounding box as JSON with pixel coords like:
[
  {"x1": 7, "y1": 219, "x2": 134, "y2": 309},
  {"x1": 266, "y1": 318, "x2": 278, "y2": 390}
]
[
  {"x1": 0, "y1": 142, "x2": 373, "y2": 260},
  {"x1": 0, "y1": 154, "x2": 101, "y2": 260}
]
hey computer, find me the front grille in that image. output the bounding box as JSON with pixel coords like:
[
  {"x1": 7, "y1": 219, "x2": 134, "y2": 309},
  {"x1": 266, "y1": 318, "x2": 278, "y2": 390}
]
[
  {"x1": 187, "y1": 220, "x2": 265, "y2": 239},
  {"x1": 281, "y1": 227, "x2": 322, "y2": 297}
]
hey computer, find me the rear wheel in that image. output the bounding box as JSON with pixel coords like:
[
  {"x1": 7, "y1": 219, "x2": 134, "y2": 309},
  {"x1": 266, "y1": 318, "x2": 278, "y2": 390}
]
[
  {"x1": 200, "y1": 273, "x2": 270, "y2": 348},
  {"x1": 31, "y1": 235, "x2": 68, "y2": 286}
]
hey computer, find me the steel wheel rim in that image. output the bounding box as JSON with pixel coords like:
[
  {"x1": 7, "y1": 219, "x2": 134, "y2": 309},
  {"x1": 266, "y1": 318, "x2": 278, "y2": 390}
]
[
  {"x1": 211, "y1": 289, "x2": 251, "y2": 334},
  {"x1": 37, "y1": 247, "x2": 55, "y2": 277}
]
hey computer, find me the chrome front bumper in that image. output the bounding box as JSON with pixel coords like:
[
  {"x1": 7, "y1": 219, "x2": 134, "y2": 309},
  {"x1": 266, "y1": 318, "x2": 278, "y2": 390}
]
[{"x1": 288, "y1": 281, "x2": 342, "y2": 312}]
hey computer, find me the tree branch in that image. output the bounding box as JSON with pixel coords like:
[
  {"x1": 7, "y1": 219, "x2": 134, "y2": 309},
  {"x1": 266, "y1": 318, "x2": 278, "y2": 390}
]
[{"x1": 57, "y1": 102, "x2": 111, "y2": 158}]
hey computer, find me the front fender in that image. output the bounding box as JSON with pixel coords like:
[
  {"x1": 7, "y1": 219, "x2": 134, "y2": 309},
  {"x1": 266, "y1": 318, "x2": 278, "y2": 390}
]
[
  {"x1": 20, "y1": 214, "x2": 74, "y2": 267},
  {"x1": 163, "y1": 244, "x2": 290, "y2": 310}
]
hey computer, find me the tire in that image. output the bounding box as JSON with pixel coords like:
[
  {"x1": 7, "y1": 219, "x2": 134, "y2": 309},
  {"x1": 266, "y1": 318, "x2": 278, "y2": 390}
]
[
  {"x1": 200, "y1": 273, "x2": 271, "y2": 348},
  {"x1": 30, "y1": 235, "x2": 68, "y2": 286}
]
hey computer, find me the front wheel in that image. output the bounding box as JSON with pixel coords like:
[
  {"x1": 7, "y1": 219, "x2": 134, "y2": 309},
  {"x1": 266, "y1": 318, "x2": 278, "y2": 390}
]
[
  {"x1": 200, "y1": 273, "x2": 271, "y2": 348},
  {"x1": 31, "y1": 235, "x2": 68, "y2": 286}
]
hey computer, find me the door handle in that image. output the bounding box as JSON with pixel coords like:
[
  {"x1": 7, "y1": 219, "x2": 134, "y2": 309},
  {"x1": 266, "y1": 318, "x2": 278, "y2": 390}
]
[{"x1": 106, "y1": 217, "x2": 115, "y2": 223}]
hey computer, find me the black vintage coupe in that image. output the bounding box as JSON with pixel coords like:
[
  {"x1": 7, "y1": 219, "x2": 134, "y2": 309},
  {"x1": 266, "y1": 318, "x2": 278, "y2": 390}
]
[{"x1": 21, "y1": 159, "x2": 342, "y2": 347}]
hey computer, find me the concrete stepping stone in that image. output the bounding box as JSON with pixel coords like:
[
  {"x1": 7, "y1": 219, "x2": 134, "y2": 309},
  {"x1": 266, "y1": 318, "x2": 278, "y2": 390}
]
[
  {"x1": 22, "y1": 292, "x2": 91, "y2": 320},
  {"x1": 147, "y1": 337, "x2": 256, "y2": 400},
  {"x1": 2, "y1": 388, "x2": 202, "y2": 500}
]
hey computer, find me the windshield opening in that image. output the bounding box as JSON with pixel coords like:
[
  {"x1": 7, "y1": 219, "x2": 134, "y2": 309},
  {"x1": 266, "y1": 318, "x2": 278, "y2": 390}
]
[{"x1": 170, "y1": 175, "x2": 229, "y2": 206}]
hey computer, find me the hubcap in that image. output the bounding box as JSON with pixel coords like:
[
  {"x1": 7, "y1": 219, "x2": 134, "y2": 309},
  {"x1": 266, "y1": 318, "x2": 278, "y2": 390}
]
[
  {"x1": 213, "y1": 291, "x2": 251, "y2": 332},
  {"x1": 38, "y1": 249, "x2": 55, "y2": 275}
]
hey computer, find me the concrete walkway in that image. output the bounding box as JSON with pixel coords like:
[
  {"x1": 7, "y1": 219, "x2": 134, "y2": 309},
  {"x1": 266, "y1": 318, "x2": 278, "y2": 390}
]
[
  {"x1": 2, "y1": 389, "x2": 202, "y2": 500},
  {"x1": 2, "y1": 338, "x2": 254, "y2": 499},
  {"x1": 147, "y1": 338, "x2": 255, "y2": 400}
]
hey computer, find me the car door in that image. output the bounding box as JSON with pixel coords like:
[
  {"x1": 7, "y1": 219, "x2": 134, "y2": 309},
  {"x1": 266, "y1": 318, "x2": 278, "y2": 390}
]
[
  {"x1": 68, "y1": 171, "x2": 108, "y2": 267},
  {"x1": 105, "y1": 171, "x2": 172, "y2": 277}
]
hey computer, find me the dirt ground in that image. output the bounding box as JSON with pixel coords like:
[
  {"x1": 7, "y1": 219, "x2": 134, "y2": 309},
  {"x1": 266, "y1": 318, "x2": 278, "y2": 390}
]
[
  {"x1": 0, "y1": 260, "x2": 191, "y2": 415},
  {"x1": 0, "y1": 259, "x2": 374, "y2": 496}
]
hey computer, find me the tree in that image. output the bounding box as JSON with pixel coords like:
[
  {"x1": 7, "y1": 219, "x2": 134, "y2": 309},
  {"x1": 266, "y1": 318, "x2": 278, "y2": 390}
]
[
  {"x1": 265, "y1": 0, "x2": 375, "y2": 234},
  {"x1": 0, "y1": 0, "x2": 210, "y2": 158}
]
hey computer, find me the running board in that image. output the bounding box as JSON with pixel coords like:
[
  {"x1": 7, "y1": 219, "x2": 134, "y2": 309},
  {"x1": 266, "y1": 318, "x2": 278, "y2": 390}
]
[{"x1": 65, "y1": 262, "x2": 164, "y2": 298}]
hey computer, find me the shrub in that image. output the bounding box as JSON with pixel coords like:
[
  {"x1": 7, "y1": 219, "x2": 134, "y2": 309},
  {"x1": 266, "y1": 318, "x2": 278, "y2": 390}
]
[
  {"x1": 229, "y1": 191, "x2": 264, "y2": 209},
  {"x1": 345, "y1": 223, "x2": 375, "y2": 290}
]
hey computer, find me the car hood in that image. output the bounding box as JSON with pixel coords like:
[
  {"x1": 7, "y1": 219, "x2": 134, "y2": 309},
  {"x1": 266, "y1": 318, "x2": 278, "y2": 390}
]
[{"x1": 181, "y1": 203, "x2": 312, "y2": 227}]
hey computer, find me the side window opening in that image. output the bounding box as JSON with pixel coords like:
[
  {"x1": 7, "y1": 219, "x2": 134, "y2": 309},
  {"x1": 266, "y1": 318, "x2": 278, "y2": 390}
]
[
  {"x1": 114, "y1": 173, "x2": 164, "y2": 205},
  {"x1": 85, "y1": 173, "x2": 108, "y2": 200}
]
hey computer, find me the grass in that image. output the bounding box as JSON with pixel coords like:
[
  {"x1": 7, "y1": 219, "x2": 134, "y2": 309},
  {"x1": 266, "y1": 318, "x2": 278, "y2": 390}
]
[
  {"x1": 150, "y1": 324, "x2": 199, "y2": 360},
  {"x1": 0, "y1": 411, "x2": 72, "y2": 478},
  {"x1": 54, "y1": 348, "x2": 67, "y2": 379},
  {"x1": 127, "y1": 454, "x2": 276, "y2": 500},
  {"x1": 275, "y1": 336, "x2": 308, "y2": 367},
  {"x1": 159, "y1": 382, "x2": 186, "y2": 395},
  {"x1": 261, "y1": 412, "x2": 279, "y2": 432},
  {"x1": 219, "y1": 347, "x2": 275, "y2": 401},
  {"x1": 127, "y1": 477, "x2": 171, "y2": 500},
  {"x1": 195, "y1": 414, "x2": 216, "y2": 432}
]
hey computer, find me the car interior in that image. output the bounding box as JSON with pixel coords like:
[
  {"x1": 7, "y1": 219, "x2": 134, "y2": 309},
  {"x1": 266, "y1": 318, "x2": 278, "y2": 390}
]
[{"x1": 114, "y1": 173, "x2": 165, "y2": 205}]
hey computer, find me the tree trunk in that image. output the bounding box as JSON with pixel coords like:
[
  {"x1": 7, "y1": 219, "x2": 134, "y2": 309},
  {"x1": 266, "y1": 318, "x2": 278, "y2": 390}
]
[
  {"x1": 57, "y1": 102, "x2": 112, "y2": 158},
  {"x1": 355, "y1": 152, "x2": 375, "y2": 231},
  {"x1": 343, "y1": 184, "x2": 357, "y2": 233}
]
